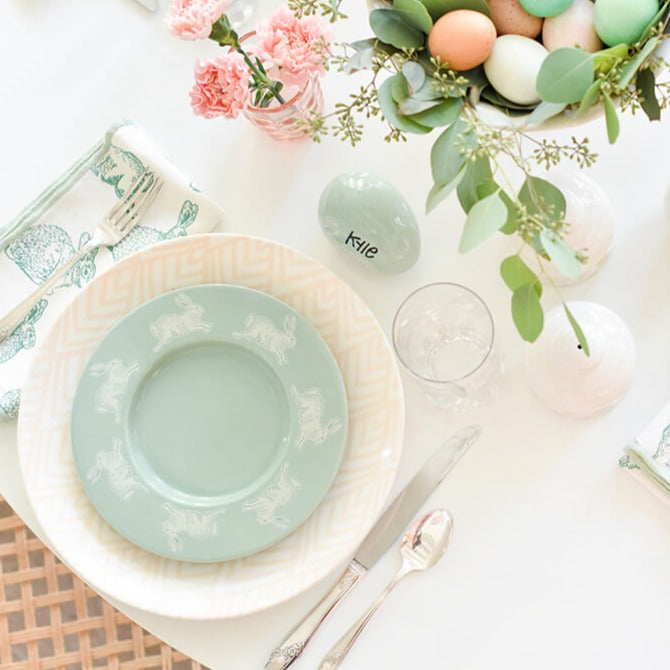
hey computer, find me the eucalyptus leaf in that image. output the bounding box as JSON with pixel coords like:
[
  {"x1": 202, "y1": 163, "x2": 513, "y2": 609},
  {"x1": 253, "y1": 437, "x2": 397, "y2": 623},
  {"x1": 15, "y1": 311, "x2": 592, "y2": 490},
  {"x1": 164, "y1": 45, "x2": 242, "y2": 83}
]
[
  {"x1": 378, "y1": 75, "x2": 432, "y2": 134},
  {"x1": 430, "y1": 118, "x2": 477, "y2": 185},
  {"x1": 524, "y1": 101, "x2": 567, "y2": 127},
  {"x1": 394, "y1": 0, "x2": 433, "y2": 33},
  {"x1": 536, "y1": 48, "x2": 595, "y2": 104},
  {"x1": 398, "y1": 97, "x2": 443, "y2": 115},
  {"x1": 618, "y1": 37, "x2": 659, "y2": 89},
  {"x1": 518, "y1": 176, "x2": 566, "y2": 222},
  {"x1": 539, "y1": 230, "x2": 582, "y2": 279},
  {"x1": 412, "y1": 77, "x2": 446, "y2": 100},
  {"x1": 391, "y1": 74, "x2": 410, "y2": 103},
  {"x1": 426, "y1": 167, "x2": 466, "y2": 213},
  {"x1": 498, "y1": 190, "x2": 519, "y2": 235},
  {"x1": 459, "y1": 190, "x2": 508, "y2": 253},
  {"x1": 593, "y1": 43, "x2": 628, "y2": 74},
  {"x1": 345, "y1": 48, "x2": 375, "y2": 73},
  {"x1": 410, "y1": 97, "x2": 463, "y2": 127},
  {"x1": 480, "y1": 87, "x2": 539, "y2": 112},
  {"x1": 577, "y1": 79, "x2": 602, "y2": 117},
  {"x1": 563, "y1": 304, "x2": 590, "y2": 356},
  {"x1": 637, "y1": 68, "x2": 661, "y2": 121},
  {"x1": 456, "y1": 156, "x2": 493, "y2": 213},
  {"x1": 369, "y1": 9, "x2": 425, "y2": 50},
  {"x1": 419, "y1": 0, "x2": 491, "y2": 20},
  {"x1": 603, "y1": 92, "x2": 620, "y2": 144},
  {"x1": 511, "y1": 283, "x2": 544, "y2": 343},
  {"x1": 500, "y1": 255, "x2": 541, "y2": 295},
  {"x1": 402, "y1": 61, "x2": 426, "y2": 93}
]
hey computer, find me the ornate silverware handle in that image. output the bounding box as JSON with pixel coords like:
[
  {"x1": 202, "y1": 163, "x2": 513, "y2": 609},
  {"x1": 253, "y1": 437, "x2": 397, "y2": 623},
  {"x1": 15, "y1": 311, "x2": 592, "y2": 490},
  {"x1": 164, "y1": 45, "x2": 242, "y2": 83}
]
[
  {"x1": 318, "y1": 571, "x2": 404, "y2": 670},
  {"x1": 265, "y1": 561, "x2": 366, "y2": 670}
]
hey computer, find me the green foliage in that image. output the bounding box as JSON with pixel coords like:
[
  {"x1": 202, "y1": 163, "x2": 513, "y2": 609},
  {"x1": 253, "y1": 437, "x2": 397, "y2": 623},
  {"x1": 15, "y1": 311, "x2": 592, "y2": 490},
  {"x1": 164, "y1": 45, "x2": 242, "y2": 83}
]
[
  {"x1": 419, "y1": 0, "x2": 491, "y2": 20},
  {"x1": 511, "y1": 283, "x2": 544, "y2": 343},
  {"x1": 369, "y1": 9, "x2": 425, "y2": 49},
  {"x1": 637, "y1": 68, "x2": 661, "y2": 120},
  {"x1": 394, "y1": 0, "x2": 433, "y2": 33},
  {"x1": 603, "y1": 93, "x2": 620, "y2": 143},
  {"x1": 459, "y1": 190, "x2": 509, "y2": 253},
  {"x1": 536, "y1": 48, "x2": 595, "y2": 104}
]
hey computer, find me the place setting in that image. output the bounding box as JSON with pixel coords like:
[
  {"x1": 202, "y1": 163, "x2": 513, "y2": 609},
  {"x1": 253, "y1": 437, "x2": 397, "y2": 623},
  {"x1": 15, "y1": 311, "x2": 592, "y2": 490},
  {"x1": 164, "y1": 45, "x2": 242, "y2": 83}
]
[{"x1": 3, "y1": 0, "x2": 670, "y2": 668}]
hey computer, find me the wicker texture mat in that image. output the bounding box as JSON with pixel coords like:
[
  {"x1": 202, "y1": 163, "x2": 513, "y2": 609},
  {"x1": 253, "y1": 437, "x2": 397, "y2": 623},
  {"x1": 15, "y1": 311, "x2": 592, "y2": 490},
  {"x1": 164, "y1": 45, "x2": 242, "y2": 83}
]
[{"x1": 0, "y1": 498, "x2": 209, "y2": 670}]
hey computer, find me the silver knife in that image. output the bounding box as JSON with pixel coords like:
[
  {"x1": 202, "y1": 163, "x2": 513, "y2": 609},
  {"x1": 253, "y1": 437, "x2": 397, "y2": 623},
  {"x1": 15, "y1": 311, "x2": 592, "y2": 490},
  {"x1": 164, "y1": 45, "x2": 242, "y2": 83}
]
[{"x1": 264, "y1": 424, "x2": 481, "y2": 670}]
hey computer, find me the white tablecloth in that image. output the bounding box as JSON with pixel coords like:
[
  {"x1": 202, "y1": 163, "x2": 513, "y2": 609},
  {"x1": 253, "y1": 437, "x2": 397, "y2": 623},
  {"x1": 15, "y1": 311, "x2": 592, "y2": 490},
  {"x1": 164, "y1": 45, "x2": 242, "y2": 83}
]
[{"x1": 2, "y1": 1, "x2": 670, "y2": 669}]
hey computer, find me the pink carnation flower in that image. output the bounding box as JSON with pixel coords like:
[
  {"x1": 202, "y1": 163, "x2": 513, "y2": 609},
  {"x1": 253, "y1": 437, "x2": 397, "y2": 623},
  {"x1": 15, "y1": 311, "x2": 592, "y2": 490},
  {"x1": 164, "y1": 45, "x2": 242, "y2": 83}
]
[
  {"x1": 255, "y1": 5, "x2": 332, "y2": 84},
  {"x1": 165, "y1": 0, "x2": 229, "y2": 40},
  {"x1": 190, "y1": 53, "x2": 251, "y2": 119}
]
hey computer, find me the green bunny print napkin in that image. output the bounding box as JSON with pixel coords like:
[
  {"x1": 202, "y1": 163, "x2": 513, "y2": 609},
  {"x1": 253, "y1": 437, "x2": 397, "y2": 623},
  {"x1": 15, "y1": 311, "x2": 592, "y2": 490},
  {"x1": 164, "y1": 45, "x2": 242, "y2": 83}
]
[
  {"x1": 621, "y1": 401, "x2": 670, "y2": 501},
  {"x1": 0, "y1": 120, "x2": 226, "y2": 422}
]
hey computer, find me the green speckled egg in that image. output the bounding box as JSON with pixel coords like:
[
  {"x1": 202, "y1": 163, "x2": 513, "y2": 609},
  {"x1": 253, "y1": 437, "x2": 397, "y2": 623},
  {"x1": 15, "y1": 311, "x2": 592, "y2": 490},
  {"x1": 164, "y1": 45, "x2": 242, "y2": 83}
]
[
  {"x1": 318, "y1": 173, "x2": 420, "y2": 273},
  {"x1": 519, "y1": 0, "x2": 574, "y2": 17},
  {"x1": 594, "y1": 0, "x2": 658, "y2": 46}
]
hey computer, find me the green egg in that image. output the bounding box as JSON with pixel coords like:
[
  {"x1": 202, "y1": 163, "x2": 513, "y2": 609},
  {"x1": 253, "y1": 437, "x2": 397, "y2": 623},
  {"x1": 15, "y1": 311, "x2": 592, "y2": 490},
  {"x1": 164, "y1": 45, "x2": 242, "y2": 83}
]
[
  {"x1": 519, "y1": 0, "x2": 574, "y2": 17},
  {"x1": 594, "y1": 0, "x2": 659, "y2": 46}
]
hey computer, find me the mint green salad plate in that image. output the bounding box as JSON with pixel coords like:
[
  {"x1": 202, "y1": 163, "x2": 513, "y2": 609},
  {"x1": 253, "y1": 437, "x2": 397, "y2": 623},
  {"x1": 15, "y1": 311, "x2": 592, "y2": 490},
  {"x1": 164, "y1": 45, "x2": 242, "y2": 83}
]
[{"x1": 71, "y1": 284, "x2": 348, "y2": 562}]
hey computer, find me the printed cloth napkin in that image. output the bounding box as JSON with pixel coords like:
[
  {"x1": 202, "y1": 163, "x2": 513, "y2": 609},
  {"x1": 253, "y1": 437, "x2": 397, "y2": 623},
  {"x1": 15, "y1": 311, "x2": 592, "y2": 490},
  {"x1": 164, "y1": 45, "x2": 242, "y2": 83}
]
[
  {"x1": 0, "y1": 120, "x2": 225, "y2": 422},
  {"x1": 620, "y1": 401, "x2": 670, "y2": 503}
]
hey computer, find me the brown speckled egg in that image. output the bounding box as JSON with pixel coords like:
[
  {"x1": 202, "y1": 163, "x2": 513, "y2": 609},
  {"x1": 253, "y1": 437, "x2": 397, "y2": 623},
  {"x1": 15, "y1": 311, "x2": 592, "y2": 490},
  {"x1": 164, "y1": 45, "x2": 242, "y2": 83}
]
[
  {"x1": 488, "y1": 0, "x2": 543, "y2": 38},
  {"x1": 428, "y1": 10, "x2": 497, "y2": 71}
]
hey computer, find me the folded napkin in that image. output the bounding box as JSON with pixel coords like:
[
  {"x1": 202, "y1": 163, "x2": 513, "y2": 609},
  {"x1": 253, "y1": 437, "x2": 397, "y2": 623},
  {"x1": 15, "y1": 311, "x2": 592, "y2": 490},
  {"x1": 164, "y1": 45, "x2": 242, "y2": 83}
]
[
  {"x1": 620, "y1": 401, "x2": 670, "y2": 503},
  {"x1": 0, "y1": 120, "x2": 225, "y2": 422}
]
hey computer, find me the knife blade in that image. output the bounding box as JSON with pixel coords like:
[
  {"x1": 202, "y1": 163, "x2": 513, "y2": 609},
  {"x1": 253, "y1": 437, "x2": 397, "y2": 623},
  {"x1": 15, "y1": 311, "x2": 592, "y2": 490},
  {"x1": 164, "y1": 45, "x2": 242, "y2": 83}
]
[{"x1": 264, "y1": 424, "x2": 480, "y2": 670}]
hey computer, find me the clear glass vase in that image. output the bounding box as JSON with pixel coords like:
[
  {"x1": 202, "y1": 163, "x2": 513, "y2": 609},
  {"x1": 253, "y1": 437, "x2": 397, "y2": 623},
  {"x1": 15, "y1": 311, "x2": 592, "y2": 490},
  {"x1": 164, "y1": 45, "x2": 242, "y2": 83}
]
[
  {"x1": 238, "y1": 31, "x2": 325, "y2": 141},
  {"x1": 244, "y1": 74, "x2": 324, "y2": 141}
]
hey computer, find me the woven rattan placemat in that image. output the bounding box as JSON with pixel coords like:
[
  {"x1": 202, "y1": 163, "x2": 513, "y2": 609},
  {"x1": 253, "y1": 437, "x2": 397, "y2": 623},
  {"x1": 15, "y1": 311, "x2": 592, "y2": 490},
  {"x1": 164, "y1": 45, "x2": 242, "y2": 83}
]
[{"x1": 0, "y1": 497, "x2": 209, "y2": 670}]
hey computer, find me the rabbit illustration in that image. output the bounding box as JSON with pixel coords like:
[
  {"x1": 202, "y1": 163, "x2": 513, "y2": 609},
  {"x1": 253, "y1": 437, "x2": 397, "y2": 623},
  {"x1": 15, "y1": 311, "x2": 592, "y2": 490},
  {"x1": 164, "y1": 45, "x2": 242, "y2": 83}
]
[
  {"x1": 149, "y1": 293, "x2": 212, "y2": 353},
  {"x1": 161, "y1": 503, "x2": 225, "y2": 553},
  {"x1": 242, "y1": 463, "x2": 301, "y2": 528},
  {"x1": 90, "y1": 144, "x2": 145, "y2": 198},
  {"x1": 89, "y1": 359, "x2": 139, "y2": 423},
  {"x1": 109, "y1": 200, "x2": 200, "y2": 261},
  {"x1": 291, "y1": 386, "x2": 342, "y2": 449},
  {"x1": 234, "y1": 313, "x2": 297, "y2": 365},
  {"x1": 0, "y1": 299, "x2": 48, "y2": 364},
  {"x1": 87, "y1": 438, "x2": 147, "y2": 501},
  {"x1": 5, "y1": 225, "x2": 99, "y2": 289}
]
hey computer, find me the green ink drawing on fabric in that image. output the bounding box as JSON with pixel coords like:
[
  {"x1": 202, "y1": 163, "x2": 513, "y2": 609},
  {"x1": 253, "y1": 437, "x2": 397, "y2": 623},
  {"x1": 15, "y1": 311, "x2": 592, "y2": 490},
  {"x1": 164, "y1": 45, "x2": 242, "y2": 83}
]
[
  {"x1": 5, "y1": 225, "x2": 99, "y2": 288},
  {"x1": 0, "y1": 299, "x2": 48, "y2": 364}
]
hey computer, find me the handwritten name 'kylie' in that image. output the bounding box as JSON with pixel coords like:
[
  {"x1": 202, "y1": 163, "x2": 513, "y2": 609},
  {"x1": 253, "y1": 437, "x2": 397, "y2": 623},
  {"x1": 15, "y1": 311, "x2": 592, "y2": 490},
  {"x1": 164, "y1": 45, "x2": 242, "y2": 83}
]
[{"x1": 345, "y1": 231, "x2": 378, "y2": 259}]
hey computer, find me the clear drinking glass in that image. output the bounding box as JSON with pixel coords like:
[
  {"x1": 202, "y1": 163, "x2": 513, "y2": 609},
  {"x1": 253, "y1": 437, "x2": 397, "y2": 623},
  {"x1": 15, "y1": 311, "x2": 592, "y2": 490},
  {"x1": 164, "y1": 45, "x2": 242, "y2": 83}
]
[
  {"x1": 392, "y1": 282, "x2": 502, "y2": 411},
  {"x1": 226, "y1": 0, "x2": 256, "y2": 26}
]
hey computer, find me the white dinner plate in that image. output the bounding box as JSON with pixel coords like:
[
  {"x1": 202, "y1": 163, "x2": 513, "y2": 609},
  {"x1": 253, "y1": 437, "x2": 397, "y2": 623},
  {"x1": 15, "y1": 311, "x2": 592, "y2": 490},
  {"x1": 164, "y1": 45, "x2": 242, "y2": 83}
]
[{"x1": 17, "y1": 233, "x2": 404, "y2": 619}]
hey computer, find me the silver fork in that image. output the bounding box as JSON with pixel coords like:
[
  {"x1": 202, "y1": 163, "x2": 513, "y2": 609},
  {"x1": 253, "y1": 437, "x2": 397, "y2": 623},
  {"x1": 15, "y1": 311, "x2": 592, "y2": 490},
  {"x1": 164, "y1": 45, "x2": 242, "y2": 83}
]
[{"x1": 0, "y1": 168, "x2": 163, "y2": 345}]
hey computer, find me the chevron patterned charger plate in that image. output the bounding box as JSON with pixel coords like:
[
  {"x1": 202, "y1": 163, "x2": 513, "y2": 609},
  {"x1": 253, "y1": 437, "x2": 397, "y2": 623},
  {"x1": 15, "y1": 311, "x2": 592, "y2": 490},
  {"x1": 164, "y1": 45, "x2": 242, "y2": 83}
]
[{"x1": 17, "y1": 234, "x2": 404, "y2": 619}]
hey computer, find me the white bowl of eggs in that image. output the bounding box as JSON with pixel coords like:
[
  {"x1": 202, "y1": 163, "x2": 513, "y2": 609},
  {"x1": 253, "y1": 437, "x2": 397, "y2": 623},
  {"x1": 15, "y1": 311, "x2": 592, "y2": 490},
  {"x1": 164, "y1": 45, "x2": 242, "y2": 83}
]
[{"x1": 365, "y1": 0, "x2": 668, "y2": 131}]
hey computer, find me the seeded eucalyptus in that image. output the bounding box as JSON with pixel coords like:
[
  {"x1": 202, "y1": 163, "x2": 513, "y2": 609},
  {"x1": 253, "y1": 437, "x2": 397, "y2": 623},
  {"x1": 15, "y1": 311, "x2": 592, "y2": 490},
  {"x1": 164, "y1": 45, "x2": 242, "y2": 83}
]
[{"x1": 304, "y1": 0, "x2": 670, "y2": 350}]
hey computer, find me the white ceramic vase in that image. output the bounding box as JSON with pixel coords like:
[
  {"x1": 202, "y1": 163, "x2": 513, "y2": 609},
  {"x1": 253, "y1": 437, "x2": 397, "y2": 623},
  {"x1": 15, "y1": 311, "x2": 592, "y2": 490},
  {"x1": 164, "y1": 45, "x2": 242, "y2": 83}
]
[{"x1": 524, "y1": 301, "x2": 636, "y2": 418}]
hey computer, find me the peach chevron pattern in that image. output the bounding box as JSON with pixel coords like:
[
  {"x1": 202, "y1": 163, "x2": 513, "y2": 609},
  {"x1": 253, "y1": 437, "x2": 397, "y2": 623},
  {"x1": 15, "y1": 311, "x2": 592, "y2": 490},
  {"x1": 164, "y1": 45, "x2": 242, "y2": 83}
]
[{"x1": 17, "y1": 234, "x2": 404, "y2": 619}]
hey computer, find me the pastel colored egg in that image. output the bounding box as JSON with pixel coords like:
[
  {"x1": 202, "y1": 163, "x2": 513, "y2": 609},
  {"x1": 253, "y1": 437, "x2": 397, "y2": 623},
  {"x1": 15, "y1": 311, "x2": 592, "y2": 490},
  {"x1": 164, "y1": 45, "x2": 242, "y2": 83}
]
[
  {"x1": 594, "y1": 0, "x2": 659, "y2": 46},
  {"x1": 519, "y1": 0, "x2": 574, "y2": 17},
  {"x1": 489, "y1": 0, "x2": 544, "y2": 38},
  {"x1": 543, "y1": 0, "x2": 603, "y2": 52},
  {"x1": 484, "y1": 34, "x2": 549, "y2": 104},
  {"x1": 428, "y1": 10, "x2": 497, "y2": 71}
]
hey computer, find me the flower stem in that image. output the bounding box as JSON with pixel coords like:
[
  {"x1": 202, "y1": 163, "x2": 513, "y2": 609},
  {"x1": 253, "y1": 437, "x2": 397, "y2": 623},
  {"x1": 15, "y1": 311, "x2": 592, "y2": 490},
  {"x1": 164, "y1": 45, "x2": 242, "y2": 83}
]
[{"x1": 210, "y1": 15, "x2": 286, "y2": 107}]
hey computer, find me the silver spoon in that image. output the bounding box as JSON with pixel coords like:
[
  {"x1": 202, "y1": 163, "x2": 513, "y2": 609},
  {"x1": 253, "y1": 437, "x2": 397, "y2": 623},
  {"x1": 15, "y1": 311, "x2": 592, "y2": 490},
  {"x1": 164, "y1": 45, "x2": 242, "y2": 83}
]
[{"x1": 318, "y1": 509, "x2": 454, "y2": 669}]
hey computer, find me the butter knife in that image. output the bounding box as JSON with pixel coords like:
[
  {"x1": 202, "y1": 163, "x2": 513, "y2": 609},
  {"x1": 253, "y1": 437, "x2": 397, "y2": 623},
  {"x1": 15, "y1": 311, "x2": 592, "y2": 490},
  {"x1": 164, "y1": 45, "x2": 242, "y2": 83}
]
[{"x1": 264, "y1": 424, "x2": 481, "y2": 670}]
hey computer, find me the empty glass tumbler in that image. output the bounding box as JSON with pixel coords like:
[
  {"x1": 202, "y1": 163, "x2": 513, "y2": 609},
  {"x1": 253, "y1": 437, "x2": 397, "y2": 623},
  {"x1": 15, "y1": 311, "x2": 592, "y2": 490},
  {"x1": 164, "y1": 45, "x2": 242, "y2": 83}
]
[{"x1": 392, "y1": 283, "x2": 502, "y2": 411}]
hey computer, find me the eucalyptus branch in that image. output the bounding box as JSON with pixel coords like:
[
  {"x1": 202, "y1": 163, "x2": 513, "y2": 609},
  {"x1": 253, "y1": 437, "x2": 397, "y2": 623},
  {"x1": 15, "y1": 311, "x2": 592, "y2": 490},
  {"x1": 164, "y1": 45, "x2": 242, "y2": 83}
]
[{"x1": 287, "y1": 0, "x2": 347, "y2": 22}]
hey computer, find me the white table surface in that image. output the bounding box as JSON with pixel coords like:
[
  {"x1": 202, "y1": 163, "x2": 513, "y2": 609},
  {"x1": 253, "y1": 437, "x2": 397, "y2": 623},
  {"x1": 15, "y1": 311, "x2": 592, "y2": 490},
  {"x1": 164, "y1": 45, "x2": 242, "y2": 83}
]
[{"x1": 3, "y1": 1, "x2": 670, "y2": 669}]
